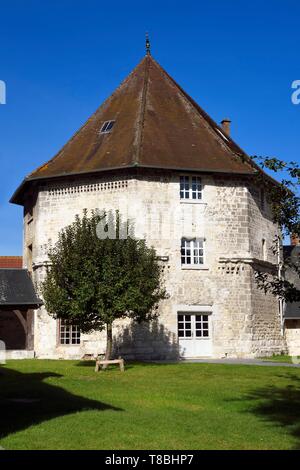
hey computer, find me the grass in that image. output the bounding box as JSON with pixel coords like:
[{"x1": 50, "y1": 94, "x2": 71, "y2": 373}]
[
  {"x1": 260, "y1": 355, "x2": 293, "y2": 363},
  {"x1": 0, "y1": 360, "x2": 300, "y2": 450}
]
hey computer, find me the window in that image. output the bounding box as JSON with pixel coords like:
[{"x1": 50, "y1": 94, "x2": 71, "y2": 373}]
[
  {"x1": 180, "y1": 175, "x2": 202, "y2": 200},
  {"x1": 59, "y1": 321, "x2": 81, "y2": 345},
  {"x1": 178, "y1": 314, "x2": 210, "y2": 338},
  {"x1": 100, "y1": 120, "x2": 115, "y2": 134},
  {"x1": 181, "y1": 238, "x2": 204, "y2": 266},
  {"x1": 178, "y1": 314, "x2": 192, "y2": 338},
  {"x1": 195, "y1": 314, "x2": 209, "y2": 337}
]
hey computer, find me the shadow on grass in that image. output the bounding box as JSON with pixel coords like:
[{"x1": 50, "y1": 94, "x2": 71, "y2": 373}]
[
  {"x1": 245, "y1": 373, "x2": 300, "y2": 449},
  {"x1": 0, "y1": 366, "x2": 121, "y2": 440}
]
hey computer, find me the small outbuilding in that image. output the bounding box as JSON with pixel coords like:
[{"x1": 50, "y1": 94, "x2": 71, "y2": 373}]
[{"x1": 0, "y1": 268, "x2": 42, "y2": 358}]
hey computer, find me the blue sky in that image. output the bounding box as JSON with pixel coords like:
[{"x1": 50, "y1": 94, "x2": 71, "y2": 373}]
[{"x1": 0, "y1": 0, "x2": 299, "y2": 254}]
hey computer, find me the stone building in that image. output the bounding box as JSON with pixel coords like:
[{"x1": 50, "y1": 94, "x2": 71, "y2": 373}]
[
  {"x1": 283, "y1": 236, "x2": 300, "y2": 356},
  {"x1": 9, "y1": 51, "x2": 296, "y2": 359}
]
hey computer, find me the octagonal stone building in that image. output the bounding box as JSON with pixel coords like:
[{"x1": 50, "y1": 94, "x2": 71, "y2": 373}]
[{"x1": 11, "y1": 53, "x2": 289, "y2": 359}]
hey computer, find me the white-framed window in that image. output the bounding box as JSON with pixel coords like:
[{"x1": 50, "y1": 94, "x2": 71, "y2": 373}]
[
  {"x1": 59, "y1": 321, "x2": 81, "y2": 345},
  {"x1": 177, "y1": 314, "x2": 192, "y2": 338},
  {"x1": 180, "y1": 175, "x2": 202, "y2": 200},
  {"x1": 178, "y1": 313, "x2": 210, "y2": 338},
  {"x1": 194, "y1": 314, "x2": 210, "y2": 337},
  {"x1": 181, "y1": 238, "x2": 204, "y2": 266},
  {"x1": 100, "y1": 120, "x2": 115, "y2": 134}
]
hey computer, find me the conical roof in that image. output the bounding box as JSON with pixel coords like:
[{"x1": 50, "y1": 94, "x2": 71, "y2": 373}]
[{"x1": 11, "y1": 55, "x2": 256, "y2": 204}]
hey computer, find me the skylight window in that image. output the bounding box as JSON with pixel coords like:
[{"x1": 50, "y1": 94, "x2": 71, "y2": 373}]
[{"x1": 100, "y1": 120, "x2": 115, "y2": 134}]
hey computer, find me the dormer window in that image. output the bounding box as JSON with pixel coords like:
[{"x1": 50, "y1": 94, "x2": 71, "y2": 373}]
[
  {"x1": 100, "y1": 120, "x2": 115, "y2": 134},
  {"x1": 180, "y1": 175, "x2": 202, "y2": 200}
]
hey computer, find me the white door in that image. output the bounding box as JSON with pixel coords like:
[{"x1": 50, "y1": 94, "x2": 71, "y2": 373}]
[{"x1": 178, "y1": 313, "x2": 212, "y2": 358}]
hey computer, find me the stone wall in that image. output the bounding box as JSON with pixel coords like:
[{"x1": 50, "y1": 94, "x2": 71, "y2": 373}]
[
  {"x1": 24, "y1": 169, "x2": 287, "y2": 359},
  {"x1": 285, "y1": 320, "x2": 300, "y2": 356},
  {"x1": 250, "y1": 272, "x2": 287, "y2": 356}
]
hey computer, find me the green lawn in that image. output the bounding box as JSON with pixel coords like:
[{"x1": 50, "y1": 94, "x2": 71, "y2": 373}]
[
  {"x1": 0, "y1": 360, "x2": 300, "y2": 450},
  {"x1": 260, "y1": 355, "x2": 293, "y2": 363}
]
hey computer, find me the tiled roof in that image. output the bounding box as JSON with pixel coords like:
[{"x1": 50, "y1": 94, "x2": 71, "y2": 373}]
[
  {"x1": 11, "y1": 54, "x2": 259, "y2": 205},
  {"x1": 0, "y1": 257, "x2": 23, "y2": 269},
  {"x1": 0, "y1": 269, "x2": 42, "y2": 309}
]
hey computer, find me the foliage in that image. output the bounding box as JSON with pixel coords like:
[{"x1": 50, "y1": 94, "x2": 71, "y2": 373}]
[
  {"x1": 41, "y1": 211, "x2": 167, "y2": 358},
  {"x1": 251, "y1": 156, "x2": 300, "y2": 303},
  {"x1": 252, "y1": 156, "x2": 300, "y2": 235}
]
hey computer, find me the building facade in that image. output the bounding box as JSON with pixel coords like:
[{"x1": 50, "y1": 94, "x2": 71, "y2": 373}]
[
  {"x1": 283, "y1": 240, "x2": 300, "y2": 356},
  {"x1": 10, "y1": 53, "x2": 296, "y2": 359}
]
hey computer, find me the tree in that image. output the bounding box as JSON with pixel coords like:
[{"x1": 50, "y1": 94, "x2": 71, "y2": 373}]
[
  {"x1": 41, "y1": 211, "x2": 167, "y2": 361},
  {"x1": 251, "y1": 156, "x2": 300, "y2": 303}
]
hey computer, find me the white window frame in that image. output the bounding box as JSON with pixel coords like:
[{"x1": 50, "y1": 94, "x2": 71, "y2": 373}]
[
  {"x1": 177, "y1": 313, "x2": 193, "y2": 339},
  {"x1": 177, "y1": 313, "x2": 211, "y2": 340},
  {"x1": 180, "y1": 175, "x2": 202, "y2": 201},
  {"x1": 59, "y1": 320, "x2": 81, "y2": 346},
  {"x1": 181, "y1": 238, "x2": 205, "y2": 267},
  {"x1": 100, "y1": 120, "x2": 115, "y2": 134}
]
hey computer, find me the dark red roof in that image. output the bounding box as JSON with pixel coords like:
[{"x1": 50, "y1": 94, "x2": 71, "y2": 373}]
[
  {"x1": 11, "y1": 54, "x2": 258, "y2": 205},
  {"x1": 0, "y1": 257, "x2": 23, "y2": 269}
]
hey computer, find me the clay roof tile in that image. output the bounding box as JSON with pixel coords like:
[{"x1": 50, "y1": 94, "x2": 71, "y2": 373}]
[{"x1": 11, "y1": 55, "x2": 259, "y2": 205}]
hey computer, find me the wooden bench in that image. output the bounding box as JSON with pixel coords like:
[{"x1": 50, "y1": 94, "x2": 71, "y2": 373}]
[{"x1": 95, "y1": 357, "x2": 125, "y2": 372}]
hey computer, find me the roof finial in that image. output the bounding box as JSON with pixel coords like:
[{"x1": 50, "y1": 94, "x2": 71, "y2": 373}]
[{"x1": 146, "y1": 32, "x2": 151, "y2": 55}]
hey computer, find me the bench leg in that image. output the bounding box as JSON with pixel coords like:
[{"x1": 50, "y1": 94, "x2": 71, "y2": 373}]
[
  {"x1": 119, "y1": 360, "x2": 125, "y2": 372},
  {"x1": 95, "y1": 361, "x2": 100, "y2": 372}
]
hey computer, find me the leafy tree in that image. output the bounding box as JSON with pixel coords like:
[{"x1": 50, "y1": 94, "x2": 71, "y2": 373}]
[
  {"x1": 41, "y1": 211, "x2": 167, "y2": 361},
  {"x1": 251, "y1": 156, "x2": 300, "y2": 303}
]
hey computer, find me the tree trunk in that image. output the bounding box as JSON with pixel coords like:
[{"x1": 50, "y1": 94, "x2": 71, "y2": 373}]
[{"x1": 103, "y1": 323, "x2": 113, "y2": 368}]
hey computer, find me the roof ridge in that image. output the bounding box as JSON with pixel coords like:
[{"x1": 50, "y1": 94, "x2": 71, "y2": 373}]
[
  {"x1": 12, "y1": 55, "x2": 278, "y2": 206},
  {"x1": 133, "y1": 55, "x2": 150, "y2": 165}
]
